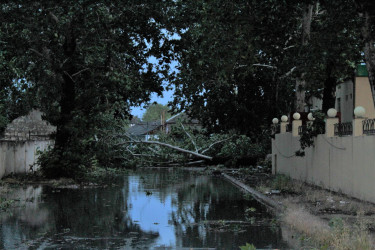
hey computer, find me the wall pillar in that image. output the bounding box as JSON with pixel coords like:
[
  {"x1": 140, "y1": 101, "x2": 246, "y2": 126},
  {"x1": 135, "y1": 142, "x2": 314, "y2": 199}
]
[
  {"x1": 353, "y1": 118, "x2": 365, "y2": 136},
  {"x1": 280, "y1": 122, "x2": 288, "y2": 133},
  {"x1": 292, "y1": 120, "x2": 302, "y2": 137},
  {"x1": 325, "y1": 118, "x2": 339, "y2": 138}
]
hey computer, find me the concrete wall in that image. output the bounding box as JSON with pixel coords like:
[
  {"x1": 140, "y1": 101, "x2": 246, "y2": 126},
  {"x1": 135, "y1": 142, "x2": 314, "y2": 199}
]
[
  {"x1": 272, "y1": 133, "x2": 375, "y2": 203},
  {"x1": 355, "y1": 77, "x2": 375, "y2": 119},
  {"x1": 0, "y1": 140, "x2": 53, "y2": 179}
]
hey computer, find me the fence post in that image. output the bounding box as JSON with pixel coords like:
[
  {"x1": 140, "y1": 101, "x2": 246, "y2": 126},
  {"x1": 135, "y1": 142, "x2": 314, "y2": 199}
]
[
  {"x1": 280, "y1": 122, "x2": 288, "y2": 133},
  {"x1": 353, "y1": 118, "x2": 365, "y2": 136},
  {"x1": 325, "y1": 118, "x2": 339, "y2": 137},
  {"x1": 292, "y1": 120, "x2": 302, "y2": 137}
]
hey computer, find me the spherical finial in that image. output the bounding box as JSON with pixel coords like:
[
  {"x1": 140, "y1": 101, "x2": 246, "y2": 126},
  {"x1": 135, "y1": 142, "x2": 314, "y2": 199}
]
[
  {"x1": 272, "y1": 118, "x2": 279, "y2": 124},
  {"x1": 307, "y1": 112, "x2": 314, "y2": 121},
  {"x1": 281, "y1": 115, "x2": 288, "y2": 122},
  {"x1": 327, "y1": 108, "x2": 337, "y2": 118},
  {"x1": 354, "y1": 106, "x2": 366, "y2": 118},
  {"x1": 293, "y1": 112, "x2": 300, "y2": 120}
]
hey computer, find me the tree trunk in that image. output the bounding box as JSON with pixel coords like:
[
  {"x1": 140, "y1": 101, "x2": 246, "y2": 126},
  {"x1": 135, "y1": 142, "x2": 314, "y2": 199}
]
[
  {"x1": 355, "y1": 0, "x2": 375, "y2": 107},
  {"x1": 322, "y1": 62, "x2": 336, "y2": 114},
  {"x1": 295, "y1": 78, "x2": 306, "y2": 112},
  {"x1": 55, "y1": 28, "x2": 77, "y2": 151},
  {"x1": 295, "y1": 3, "x2": 314, "y2": 112}
]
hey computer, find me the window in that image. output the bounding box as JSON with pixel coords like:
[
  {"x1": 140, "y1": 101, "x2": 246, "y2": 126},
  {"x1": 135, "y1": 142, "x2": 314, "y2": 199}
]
[{"x1": 337, "y1": 98, "x2": 341, "y2": 112}]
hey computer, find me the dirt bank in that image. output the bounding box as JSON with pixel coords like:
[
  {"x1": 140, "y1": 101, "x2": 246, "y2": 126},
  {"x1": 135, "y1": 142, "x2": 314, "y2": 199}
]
[{"x1": 222, "y1": 168, "x2": 375, "y2": 249}]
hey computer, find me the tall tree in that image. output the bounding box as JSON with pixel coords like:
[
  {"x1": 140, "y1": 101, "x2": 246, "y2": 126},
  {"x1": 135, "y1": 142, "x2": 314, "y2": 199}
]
[
  {"x1": 170, "y1": 0, "x2": 301, "y2": 136},
  {"x1": 0, "y1": 1, "x2": 173, "y2": 178},
  {"x1": 354, "y1": 0, "x2": 375, "y2": 104},
  {"x1": 142, "y1": 103, "x2": 171, "y2": 122}
]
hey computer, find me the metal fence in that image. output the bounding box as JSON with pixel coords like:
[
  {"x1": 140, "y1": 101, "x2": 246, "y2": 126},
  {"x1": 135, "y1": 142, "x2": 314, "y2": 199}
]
[
  {"x1": 286, "y1": 124, "x2": 292, "y2": 132},
  {"x1": 363, "y1": 119, "x2": 375, "y2": 135},
  {"x1": 298, "y1": 125, "x2": 307, "y2": 135},
  {"x1": 334, "y1": 122, "x2": 353, "y2": 136}
]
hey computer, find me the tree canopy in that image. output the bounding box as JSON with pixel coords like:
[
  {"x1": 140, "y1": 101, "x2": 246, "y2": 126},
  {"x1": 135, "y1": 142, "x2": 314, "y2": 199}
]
[
  {"x1": 0, "y1": 1, "x2": 174, "y2": 177},
  {"x1": 1, "y1": 0, "x2": 375, "y2": 177},
  {"x1": 142, "y1": 103, "x2": 171, "y2": 122},
  {"x1": 169, "y1": 0, "x2": 364, "y2": 135}
]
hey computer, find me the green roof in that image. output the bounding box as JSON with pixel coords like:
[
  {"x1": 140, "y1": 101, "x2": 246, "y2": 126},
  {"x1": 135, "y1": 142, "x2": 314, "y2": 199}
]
[{"x1": 356, "y1": 64, "x2": 369, "y2": 77}]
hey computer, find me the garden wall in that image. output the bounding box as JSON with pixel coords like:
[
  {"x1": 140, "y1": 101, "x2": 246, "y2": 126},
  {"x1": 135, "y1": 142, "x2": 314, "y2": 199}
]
[
  {"x1": 0, "y1": 140, "x2": 53, "y2": 179},
  {"x1": 272, "y1": 133, "x2": 375, "y2": 203}
]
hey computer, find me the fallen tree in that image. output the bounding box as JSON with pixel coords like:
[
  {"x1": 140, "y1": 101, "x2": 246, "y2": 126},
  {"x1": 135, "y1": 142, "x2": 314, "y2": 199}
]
[{"x1": 113, "y1": 124, "x2": 268, "y2": 168}]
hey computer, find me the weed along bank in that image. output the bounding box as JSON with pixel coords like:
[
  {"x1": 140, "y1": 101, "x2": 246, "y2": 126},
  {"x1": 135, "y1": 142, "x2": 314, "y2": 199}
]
[{"x1": 0, "y1": 110, "x2": 54, "y2": 178}]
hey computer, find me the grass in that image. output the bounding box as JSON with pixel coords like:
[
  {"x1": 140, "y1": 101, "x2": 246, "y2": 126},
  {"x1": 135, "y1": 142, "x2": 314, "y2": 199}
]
[
  {"x1": 284, "y1": 207, "x2": 374, "y2": 249},
  {"x1": 252, "y1": 174, "x2": 375, "y2": 249}
]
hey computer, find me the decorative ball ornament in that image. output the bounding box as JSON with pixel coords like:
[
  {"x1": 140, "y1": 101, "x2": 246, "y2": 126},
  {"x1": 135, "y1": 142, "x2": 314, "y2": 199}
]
[
  {"x1": 354, "y1": 106, "x2": 366, "y2": 118},
  {"x1": 272, "y1": 118, "x2": 279, "y2": 124},
  {"x1": 281, "y1": 115, "x2": 288, "y2": 122},
  {"x1": 307, "y1": 113, "x2": 314, "y2": 121},
  {"x1": 293, "y1": 112, "x2": 301, "y2": 120},
  {"x1": 327, "y1": 108, "x2": 337, "y2": 118}
]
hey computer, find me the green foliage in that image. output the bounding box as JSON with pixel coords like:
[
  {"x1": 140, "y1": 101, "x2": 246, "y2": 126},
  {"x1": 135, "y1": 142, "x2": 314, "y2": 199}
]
[
  {"x1": 1, "y1": 1, "x2": 174, "y2": 178},
  {"x1": 0, "y1": 104, "x2": 8, "y2": 133},
  {"x1": 239, "y1": 243, "x2": 256, "y2": 250},
  {"x1": 271, "y1": 175, "x2": 293, "y2": 193},
  {"x1": 0, "y1": 197, "x2": 14, "y2": 211},
  {"x1": 296, "y1": 111, "x2": 325, "y2": 156},
  {"x1": 142, "y1": 103, "x2": 171, "y2": 122}
]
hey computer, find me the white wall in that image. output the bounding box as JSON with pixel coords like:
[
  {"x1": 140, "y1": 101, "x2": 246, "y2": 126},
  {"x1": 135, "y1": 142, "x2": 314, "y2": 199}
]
[
  {"x1": 0, "y1": 140, "x2": 53, "y2": 179},
  {"x1": 272, "y1": 133, "x2": 375, "y2": 203}
]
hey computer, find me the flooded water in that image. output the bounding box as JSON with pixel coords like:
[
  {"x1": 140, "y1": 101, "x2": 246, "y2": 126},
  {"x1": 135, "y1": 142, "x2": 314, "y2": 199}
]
[{"x1": 0, "y1": 169, "x2": 288, "y2": 249}]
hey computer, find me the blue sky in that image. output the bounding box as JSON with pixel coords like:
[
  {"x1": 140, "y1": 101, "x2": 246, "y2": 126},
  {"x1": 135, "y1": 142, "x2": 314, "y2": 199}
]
[
  {"x1": 131, "y1": 32, "x2": 180, "y2": 119},
  {"x1": 130, "y1": 88, "x2": 174, "y2": 119}
]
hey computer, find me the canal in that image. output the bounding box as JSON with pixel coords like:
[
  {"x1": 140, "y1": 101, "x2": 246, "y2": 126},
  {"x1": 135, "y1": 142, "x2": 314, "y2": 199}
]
[{"x1": 0, "y1": 169, "x2": 289, "y2": 249}]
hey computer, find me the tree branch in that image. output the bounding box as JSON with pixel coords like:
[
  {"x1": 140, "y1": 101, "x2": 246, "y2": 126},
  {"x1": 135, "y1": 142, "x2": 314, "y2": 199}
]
[
  {"x1": 201, "y1": 136, "x2": 234, "y2": 154},
  {"x1": 29, "y1": 48, "x2": 44, "y2": 58},
  {"x1": 180, "y1": 122, "x2": 198, "y2": 152},
  {"x1": 72, "y1": 68, "x2": 90, "y2": 77},
  {"x1": 280, "y1": 66, "x2": 297, "y2": 79},
  {"x1": 252, "y1": 64, "x2": 277, "y2": 69},
  {"x1": 117, "y1": 140, "x2": 213, "y2": 161}
]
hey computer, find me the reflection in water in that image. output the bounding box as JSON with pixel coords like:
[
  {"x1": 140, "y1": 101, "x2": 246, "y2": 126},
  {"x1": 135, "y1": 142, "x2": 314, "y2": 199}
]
[{"x1": 0, "y1": 169, "x2": 288, "y2": 249}]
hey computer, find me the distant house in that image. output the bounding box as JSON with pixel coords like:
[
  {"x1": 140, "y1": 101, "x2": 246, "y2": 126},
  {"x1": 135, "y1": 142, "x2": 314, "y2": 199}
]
[
  {"x1": 305, "y1": 65, "x2": 375, "y2": 123},
  {"x1": 127, "y1": 112, "x2": 201, "y2": 141},
  {"x1": 164, "y1": 112, "x2": 201, "y2": 134},
  {"x1": 127, "y1": 120, "x2": 163, "y2": 141}
]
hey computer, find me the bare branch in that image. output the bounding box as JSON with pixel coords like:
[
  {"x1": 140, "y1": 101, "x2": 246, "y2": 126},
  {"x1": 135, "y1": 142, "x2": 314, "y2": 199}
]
[
  {"x1": 72, "y1": 68, "x2": 90, "y2": 77},
  {"x1": 252, "y1": 64, "x2": 277, "y2": 69},
  {"x1": 29, "y1": 48, "x2": 44, "y2": 58},
  {"x1": 283, "y1": 45, "x2": 295, "y2": 50},
  {"x1": 201, "y1": 136, "x2": 234, "y2": 154},
  {"x1": 48, "y1": 11, "x2": 59, "y2": 23},
  {"x1": 280, "y1": 66, "x2": 297, "y2": 79},
  {"x1": 180, "y1": 122, "x2": 198, "y2": 152},
  {"x1": 63, "y1": 71, "x2": 75, "y2": 83},
  {"x1": 117, "y1": 140, "x2": 213, "y2": 161}
]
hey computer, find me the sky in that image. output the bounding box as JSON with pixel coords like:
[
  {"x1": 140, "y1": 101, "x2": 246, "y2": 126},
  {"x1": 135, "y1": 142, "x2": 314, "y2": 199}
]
[
  {"x1": 130, "y1": 88, "x2": 174, "y2": 119},
  {"x1": 130, "y1": 32, "x2": 181, "y2": 119}
]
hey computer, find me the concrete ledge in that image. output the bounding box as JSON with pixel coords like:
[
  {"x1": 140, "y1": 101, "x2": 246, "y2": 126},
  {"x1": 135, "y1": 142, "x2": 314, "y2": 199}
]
[{"x1": 222, "y1": 173, "x2": 283, "y2": 214}]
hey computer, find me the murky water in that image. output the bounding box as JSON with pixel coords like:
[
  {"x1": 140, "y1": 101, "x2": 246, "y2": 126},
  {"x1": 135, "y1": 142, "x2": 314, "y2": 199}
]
[{"x1": 0, "y1": 169, "x2": 288, "y2": 249}]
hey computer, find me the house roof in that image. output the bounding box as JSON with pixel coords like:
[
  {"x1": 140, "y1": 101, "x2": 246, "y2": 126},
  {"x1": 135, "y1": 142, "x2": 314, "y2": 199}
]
[
  {"x1": 127, "y1": 112, "x2": 200, "y2": 137},
  {"x1": 165, "y1": 112, "x2": 200, "y2": 124},
  {"x1": 127, "y1": 120, "x2": 162, "y2": 136}
]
